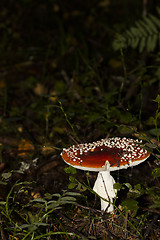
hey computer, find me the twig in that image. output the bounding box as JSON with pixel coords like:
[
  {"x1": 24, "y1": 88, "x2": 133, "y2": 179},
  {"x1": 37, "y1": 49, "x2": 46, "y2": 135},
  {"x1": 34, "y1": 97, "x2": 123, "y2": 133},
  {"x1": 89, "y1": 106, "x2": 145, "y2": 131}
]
[
  {"x1": 101, "y1": 214, "x2": 121, "y2": 240},
  {"x1": 59, "y1": 213, "x2": 88, "y2": 239},
  {"x1": 73, "y1": 202, "x2": 101, "y2": 214},
  {"x1": 143, "y1": 214, "x2": 159, "y2": 239}
]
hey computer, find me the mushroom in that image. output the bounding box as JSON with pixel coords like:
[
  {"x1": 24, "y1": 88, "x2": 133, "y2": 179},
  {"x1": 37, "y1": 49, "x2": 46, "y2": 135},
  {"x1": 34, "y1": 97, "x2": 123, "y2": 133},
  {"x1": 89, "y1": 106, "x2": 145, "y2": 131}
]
[{"x1": 61, "y1": 137, "x2": 150, "y2": 212}]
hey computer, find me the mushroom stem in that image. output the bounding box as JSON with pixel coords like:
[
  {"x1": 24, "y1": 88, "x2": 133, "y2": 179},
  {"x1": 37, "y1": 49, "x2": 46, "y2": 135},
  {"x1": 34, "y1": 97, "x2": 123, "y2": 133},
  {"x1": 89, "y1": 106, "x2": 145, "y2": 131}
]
[{"x1": 93, "y1": 171, "x2": 117, "y2": 212}]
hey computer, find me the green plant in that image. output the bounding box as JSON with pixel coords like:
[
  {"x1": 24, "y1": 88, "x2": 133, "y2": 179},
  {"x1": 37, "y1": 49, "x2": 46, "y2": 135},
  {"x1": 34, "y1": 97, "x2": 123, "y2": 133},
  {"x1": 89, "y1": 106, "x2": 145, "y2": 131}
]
[
  {"x1": 113, "y1": 7, "x2": 160, "y2": 53},
  {"x1": 0, "y1": 179, "x2": 83, "y2": 239},
  {"x1": 18, "y1": 191, "x2": 82, "y2": 239}
]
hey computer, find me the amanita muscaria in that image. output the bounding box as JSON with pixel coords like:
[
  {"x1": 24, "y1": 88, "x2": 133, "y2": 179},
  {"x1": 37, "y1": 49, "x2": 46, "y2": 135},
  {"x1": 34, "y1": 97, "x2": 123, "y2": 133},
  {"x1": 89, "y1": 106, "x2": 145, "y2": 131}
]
[{"x1": 61, "y1": 137, "x2": 150, "y2": 212}]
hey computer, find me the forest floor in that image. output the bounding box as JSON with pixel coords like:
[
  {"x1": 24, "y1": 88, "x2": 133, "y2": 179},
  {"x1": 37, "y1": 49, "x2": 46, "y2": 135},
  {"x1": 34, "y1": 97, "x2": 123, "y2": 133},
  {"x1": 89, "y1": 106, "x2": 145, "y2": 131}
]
[{"x1": 0, "y1": 1, "x2": 160, "y2": 239}]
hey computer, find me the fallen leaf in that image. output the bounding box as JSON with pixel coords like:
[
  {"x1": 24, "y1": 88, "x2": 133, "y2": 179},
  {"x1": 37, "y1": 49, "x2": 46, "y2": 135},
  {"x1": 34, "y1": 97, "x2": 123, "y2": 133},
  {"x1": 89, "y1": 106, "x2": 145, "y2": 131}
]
[
  {"x1": 34, "y1": 83, "x2": 47, "y2": 96},
  {"x1": 18, "y1": 139, "x2": 34, "y2": 157}
]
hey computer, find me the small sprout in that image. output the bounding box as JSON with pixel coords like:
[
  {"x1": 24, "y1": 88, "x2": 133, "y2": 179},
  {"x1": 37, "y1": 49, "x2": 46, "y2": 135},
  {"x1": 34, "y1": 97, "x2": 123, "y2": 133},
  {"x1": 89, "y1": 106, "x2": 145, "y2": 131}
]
[{"x1": 2, "y1": 172, "x2": 12, "y2": 180}]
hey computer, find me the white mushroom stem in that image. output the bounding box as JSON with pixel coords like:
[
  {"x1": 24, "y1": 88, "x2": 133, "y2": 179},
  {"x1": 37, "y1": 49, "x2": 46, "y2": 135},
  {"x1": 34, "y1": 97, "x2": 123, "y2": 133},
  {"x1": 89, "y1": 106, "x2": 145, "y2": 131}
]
[{"x1": 93, "y1": 171, "x2": 117, "y2": 212}]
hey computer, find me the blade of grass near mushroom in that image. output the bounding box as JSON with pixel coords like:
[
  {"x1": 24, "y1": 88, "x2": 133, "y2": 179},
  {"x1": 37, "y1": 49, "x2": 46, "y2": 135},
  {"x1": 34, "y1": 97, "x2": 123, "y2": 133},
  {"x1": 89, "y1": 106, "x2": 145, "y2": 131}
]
[{"x1": 61, "y1": 137, "x2": 150, "y2": 213}]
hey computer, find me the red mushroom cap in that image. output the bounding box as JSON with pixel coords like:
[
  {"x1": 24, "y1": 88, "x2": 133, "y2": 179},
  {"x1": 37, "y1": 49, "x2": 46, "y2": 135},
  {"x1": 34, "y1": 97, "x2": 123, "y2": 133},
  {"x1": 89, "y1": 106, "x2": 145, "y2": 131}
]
[{"x1": 61, "y1": 137, "x2": 150, "y2": 171}]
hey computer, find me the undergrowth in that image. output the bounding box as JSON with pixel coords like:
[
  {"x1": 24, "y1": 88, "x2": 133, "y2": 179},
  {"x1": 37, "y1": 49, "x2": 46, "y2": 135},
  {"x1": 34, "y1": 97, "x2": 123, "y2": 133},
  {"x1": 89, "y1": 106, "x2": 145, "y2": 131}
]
[{"x1": 0, "y1": 0, "x2": 160, "y2": 239}]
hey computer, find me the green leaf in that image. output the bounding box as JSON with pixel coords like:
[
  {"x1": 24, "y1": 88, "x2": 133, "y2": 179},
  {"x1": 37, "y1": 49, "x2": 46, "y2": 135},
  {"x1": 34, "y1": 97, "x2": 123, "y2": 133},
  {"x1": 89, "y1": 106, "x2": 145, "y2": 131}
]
[
  {"x1": 121, "y1": 198, "x2": 139, "y2": 216},
  {"x1": 52, "y1": 193, "x2": 61, "y2": 198},
  {"x1": 135, "y1": 21, "x2": 147, "y2": 36},
  {"x1": 44, "y1": 193, "x2": 52, "y2": 200},
  {"x1": 153, "y1": 167, "x2": 160, "y2": 177},
  {"x1": 153, "y1": 94, "x2": 160, "y2": 104},
  {"x1": 0, "y1": 181, "x2": 7, "y2": 185},
  {"x1": 139, "y1": 37, "x2": 146, "y2": 52},
  {"x1": 134, "y1": 184, "x2": 142, "y2": 191},
  {"x1": 69, "y1": 176, "x2": 76, "y2": 182},
  {"x1": 113, "y1": 182, "x2": 123, "y2": 190},
  {"x1": 20, "y1": 223, "x2": 32, "y2": 229},
  {"x1": 35, "y1": 223, "x2": 50, "y2": 227},
  {"x1": 147, "y1": 35, "x2": 157, "y2": 52},
  {"x1": 32, "y1": 198, "x2": 46, "y2": 203},
  {"x1": 64, "y1": 166, "x2": 77, "y2": 174},
  {"x1": 113, "y1": 10, "x2": 160, "y2": 53},
  {"x1": 47, "y1": 200, "x2": 57, "y2": 205},
  {"x1": 28, "y1": 224, "x2": 38, "y2": 232},
  {"x1": 124, "y1": 183, "x2": 132, "y2": 190},
  {"x1": 68, "y1": 182, "x2": 77, "y2": 189},
  {"x1": 144, "y1": 15, "x2": 158, "y2": 33},
  {"x1": 112, "y1": 35, "x2": 127, "y2": 50},
  {"x1": 150, "y1": 14, "x2": 160, "y2": 28},
  {"x1": 47, "y1": 202, "x2": 61, "y2": 209},
  {"x1": 63, "y1": 191, "x2": 81, "y2": 197},
  {"x1": 60, "y1": 196, "x2": 76, "y2": 202},
  {"x1": 1, "y1": 172, "x2": 12, "y2": 179},
  {"x1": 32, "y1": 203, "x2": 44, "y2": 208},
  {"x1": 133, "y1": 37, "x2": 139, "y2": 49},
  {"x1": 130, "y1": 27, "x2": 139, "y2": 37}
]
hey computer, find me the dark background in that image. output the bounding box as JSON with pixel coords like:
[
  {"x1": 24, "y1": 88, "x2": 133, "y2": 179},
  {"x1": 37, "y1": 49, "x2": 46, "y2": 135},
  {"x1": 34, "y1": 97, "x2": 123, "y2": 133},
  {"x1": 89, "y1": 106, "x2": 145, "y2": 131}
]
[{"x1": 0, "y1": 1, "x2": 160, "y2": 239}]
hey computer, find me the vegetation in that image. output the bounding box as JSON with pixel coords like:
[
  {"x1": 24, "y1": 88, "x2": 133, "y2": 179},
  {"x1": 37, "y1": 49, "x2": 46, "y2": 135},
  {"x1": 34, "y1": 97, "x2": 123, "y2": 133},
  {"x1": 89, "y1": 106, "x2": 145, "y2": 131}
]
[
  {"x1": 113, "y1": 7, "x2": 160, "y2": 53},
  {"x1": 0, "y1": 0, "x2": 160, "y2": 239}
]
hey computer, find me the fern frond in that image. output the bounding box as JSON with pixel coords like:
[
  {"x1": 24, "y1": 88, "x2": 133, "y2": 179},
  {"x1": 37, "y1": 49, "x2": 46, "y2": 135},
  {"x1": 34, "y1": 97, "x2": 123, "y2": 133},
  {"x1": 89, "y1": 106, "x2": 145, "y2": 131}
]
[{"x1": 113, "y1": 7, "x2": 160, "y2": 53}]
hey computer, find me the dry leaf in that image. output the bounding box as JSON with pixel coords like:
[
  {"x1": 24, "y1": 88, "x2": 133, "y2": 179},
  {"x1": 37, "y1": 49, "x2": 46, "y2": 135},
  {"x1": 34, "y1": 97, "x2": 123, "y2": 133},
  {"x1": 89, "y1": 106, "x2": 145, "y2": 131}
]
[
  {"x1": 49, "y1": 90, "x2": 57, "y2": 102},
  {"x1": 41, "y1": 145, "x2": 55, "y2": 155},
  {"x1": 31, "y1": 191, "x2": 41, "y2": 199},
  {"x1": 34, "y1": 83, "x2": 47, "y2": 96},
  {"x1": 18, "y1": 139, "x2": 34, "y2": 157}
]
